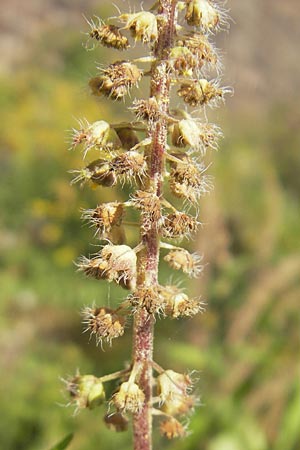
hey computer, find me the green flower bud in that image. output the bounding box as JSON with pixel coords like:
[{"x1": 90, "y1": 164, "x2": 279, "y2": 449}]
[
  {"x1": 113, "y1": 381, "x2": 145, "y2": 413},
  {"x1": 67, "y1": 374, "x2": 105, "y2": 411},
  {"x1": 119, "y1": 12, "x2": 158, "y2": 43}
]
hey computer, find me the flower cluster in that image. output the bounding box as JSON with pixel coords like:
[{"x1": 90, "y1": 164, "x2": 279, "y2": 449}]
[{"x1": 66, "y1": 0, "x2": 230, "y2": 443}]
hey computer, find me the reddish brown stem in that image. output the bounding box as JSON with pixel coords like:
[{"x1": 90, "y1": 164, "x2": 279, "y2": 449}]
[{"x1": 132, "y1": 2, "x2": 177, "y2": 449}]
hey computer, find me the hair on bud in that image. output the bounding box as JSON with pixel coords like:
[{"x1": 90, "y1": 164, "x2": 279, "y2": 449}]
[
  {"x1": 164, "y1": 249, "x2": 204, "y2": 277},
  {"x1": 128, "y1": 286, "x2": 164, "y2": 315},
  {"x1": 70, "y1": 159, "x2": 116, "y2": 187},
  {"x1": 177, "y1": 78, "x2": 230, "y2": 108},
  {"x1": 177, "y1": 32, "x2": 219, "y2": 72},
  {"x1": 70, "y1": 119, "x2": 113, "y2": 157},
  {"x1": 169, "y1": 157, "x2": 213, "y2": 203},
  {"x1": 111, "y1": 151, "x2": 148, "y2": 183},
  {"x1": 162, "y1": 212, "x2": 199, "y2": 239},
  {"x1": 89, "y1": 61, "x2": 142, "y2": 100},
  {"x1": 185, "y1": 0, "x2": 229, "y2": 34},
  {"x1": 85, "y1": 17, "x2": 129, "y2": 50},
  {"x1": 159, "y1": 285, "x2": 206, "y2": 318},
  {"x1": 82, "y1": 306, "x2": 125, "y2": 345},
  {"x1": 130, "y1": 97, "x2": 161, "y2": 122},
  {"x1": 66, "y1": 374, "x2": 105, "y2": 412},
  {"x1": 82, "y1": 202, "x2": 124, "y2": 237}
]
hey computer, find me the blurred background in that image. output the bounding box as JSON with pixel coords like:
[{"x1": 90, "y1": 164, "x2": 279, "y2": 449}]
[{"x1": 1, "y1": 1, "x2": 300, "y2": 449}]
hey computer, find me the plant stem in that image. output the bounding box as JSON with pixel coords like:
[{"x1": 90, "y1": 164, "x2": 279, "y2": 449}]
[{"x1": 132, "y1": 2, "x2": 177, "y2": 449}]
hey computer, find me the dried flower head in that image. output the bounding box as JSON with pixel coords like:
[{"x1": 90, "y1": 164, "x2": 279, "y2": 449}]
[
  {"x1": 77, "y1": 244, "x2": 137, "y2": 290},
  {"x1": 104, "y1": 412, "x2": 129, "y2": 432},
  {"x1": 86, "y1": 17, "x2": 129, "y2": 50},
  {"x1": 111, "y1": 151, "x2": 147, "y2": 182},
  {"x1": 159, "y1": 285, "x2": 205, "y2": 318},
  {"x1": 179, "y1": 32, "x2": 219, "y2": 71},
  {"x1": 157, "y1": 369, "x2": 192, "y2": 402},
  {"x1": 170, "y1": 118, "x2": 220, "y2": 153},
  {"x1": 82, "y1": 306, "x2": 125, "y2": 345},
  {"x1": 113, "y1": 381, "x2": 145, "y2": 413},
  {"x1": 164, "y1": 249, "x2": 203, "y2": 277},
  {"x1": 169, "y1": 158, "x2": 213, "y2": 203},
  {"x1": 162, "y1": 212, "x2": 199, "y2": 239},
  {"x1": 71, "y1": 159, "x2": 116, "y2": 187},
  {"x1": 169, "y1": 46, "x2": 197, "y2": 77},
  {"x1": 66, "y1": 374, "x2": 105, "y2": 411},
  {"x1": 130, "y1": 97, "x2": 161, "y2": 122},
  {"x1": 185, "y1": 0, "x2": 227, "y2": 33},
  {"x1": 177, "y1": 78, "x2": 226, "y2": 107},
  {"x1": 82, "y1": 202, "x2": 124, "y2": 236},
  {"x1": 89, "y1": 61, "x2": 142, "y2": 100},
  {"x1": 157, "y1": 369, "x2": 194, "y2": 416},
  {"x1": 119, "y1": 12, "x2": 158, "y2": 43},
  {"x1": 160, "y1": 417, "x2": 186, "y2": 439},
  {"x1": 129, "y1": 286, "x2": 164, "y2": 315},
  {"x1": 70, "y1": 119, "x2": 113, "y2": 156}
]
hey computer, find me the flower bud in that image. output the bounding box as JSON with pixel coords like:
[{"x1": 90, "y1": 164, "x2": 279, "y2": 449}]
[
  {"x1": 164, "y1": 249, "x2": 203, "y2": 277},
  {"x1": 169, "y1": 157, "x2": 213, "y2": 203},
  {"x1": 119, "y1": 12, "x2": 158, "y2": 43},
  {"x1": 70, "y1": 119, "x2": 112, "y2": 155},
  {"x1": 87, "y1": 18, "x2": 129, "y2": 50},
  {"x1": 113, "y1": 381, "x2": 145, "y2": 413},
  {"x1": 89, "y1": 61, "x2": 142, "y2": 100},
  {"x1": 77, "y1": 244, "x2": 137, "y2": 290},
  {"x1": 157, "y1": 370, "x2": 192, "y2": 401},
  {"x1": 162, "y1": 212, "x2": 199, "y2": 239},
  {"x1": 171, "y1": 119, "x2": 202, "y2": 149},
  {"x1": 82, "y1": 202, "x2": 124, "y2": 236},
  {"x1": 104, "y1": 412, "x2": 129, "y2": 432},
  {"x1": 67, "y1": 374, "x2": 105, "y2": 411},
  {"x1": 157, "y1": 370, "x2": 194, "y2": 416},
  {"x1": 70, "y1": 159, "x2": 116, "y2": 188},
  {"x1": 130, "y1": 97, "x2": 160, "y2": 122},
  {"x1": 129, "y1": 286, "x2": 164, "y2": 315},
  {"x1": 111, "y1": 151, "x2": 147, "y2": 182},
  {"x1": 115, "y1": 127, "x2": 139, "y2": 150},
  {"x1": 171, "y1": 120, "x2": 222, "y2": 154},
  {"x1": 185, "y1": 0, "x2": 221, "y2": 32},
  {"x1": 156, "y1": 370, "x2": 194, "y2": 416},
  {"x1": 177, "y1": 79, "x2": 225, "y2": 107},
  {"x1": 170, "y1": 46, "x2": 196, "y2": 76},
  {"x1": 179, "y1": 32, "x2": 218, "y2": 70},
  {"x1": 158, "y1": 285, "x2": 205, "y2": 318},
  {"x1": 160, "y1": 417, "x2": 186, "y2": 439},
  {"x1": 101, "y1": 244, "x2": 137, "y2": 289},
  {"x1": 82, "y1": 306, "x2": 125, "y2": 345}
]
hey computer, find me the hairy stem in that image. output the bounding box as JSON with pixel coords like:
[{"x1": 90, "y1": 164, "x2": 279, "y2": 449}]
[{"x1": 132, "y1": 1, "x2": 177, "y2": 449}]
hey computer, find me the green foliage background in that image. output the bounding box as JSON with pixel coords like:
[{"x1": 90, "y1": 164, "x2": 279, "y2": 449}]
[{"x1": 0, "y1": 2, "x2": 300, "y2": 449}]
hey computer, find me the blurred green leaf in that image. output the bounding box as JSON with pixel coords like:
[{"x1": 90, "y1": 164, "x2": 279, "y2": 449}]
[
  {"x1": 275, "y1": 379, "x2": 300, "y2": 450},
  {"x1": 49, "y1": 433, "x2": 74, "y2": 450}
]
